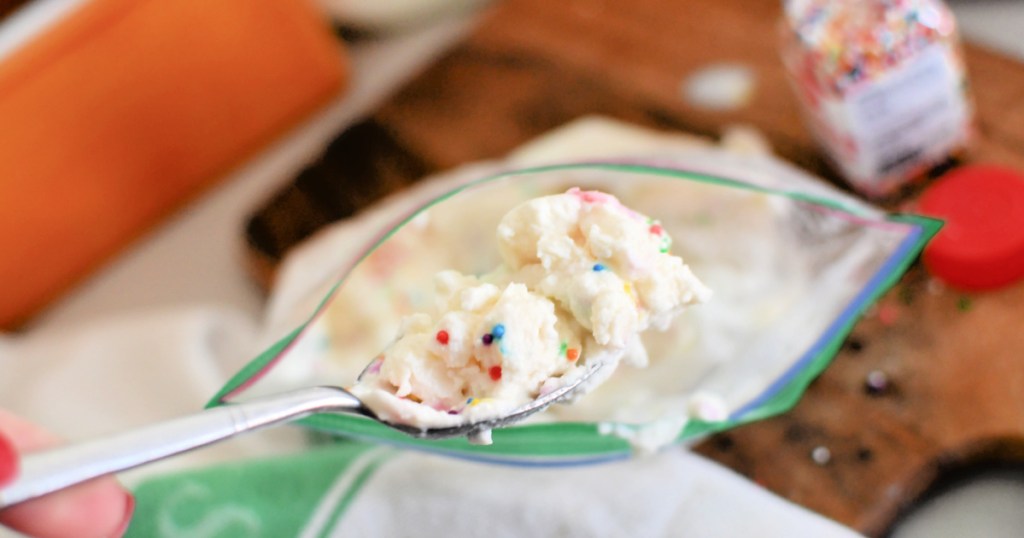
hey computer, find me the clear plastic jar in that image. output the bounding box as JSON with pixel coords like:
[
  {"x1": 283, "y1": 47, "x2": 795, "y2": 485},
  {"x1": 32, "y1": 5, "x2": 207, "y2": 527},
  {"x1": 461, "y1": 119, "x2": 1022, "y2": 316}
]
[{"x1": 780, "y1": 0, "x2": 974, "y2": 198}]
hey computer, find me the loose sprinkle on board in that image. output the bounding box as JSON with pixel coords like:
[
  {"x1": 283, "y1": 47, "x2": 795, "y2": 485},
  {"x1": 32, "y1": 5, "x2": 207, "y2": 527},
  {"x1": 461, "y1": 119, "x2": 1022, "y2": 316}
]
[
  {"x1": 864, "y1": 370, "x2": 890, "y2": 395},
  {"x1": 811, "y1": 446, "x2": 832, "y2": 466},
  {"x1": 877, "y1": 303, "x2": 899, "y2": 326}
]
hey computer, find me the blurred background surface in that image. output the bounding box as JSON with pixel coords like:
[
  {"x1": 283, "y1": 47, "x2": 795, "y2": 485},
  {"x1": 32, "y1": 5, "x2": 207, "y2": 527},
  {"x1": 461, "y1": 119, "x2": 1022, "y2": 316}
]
[{"x1": 2, "y1": 0, "x2": 1024, "y2": 536}]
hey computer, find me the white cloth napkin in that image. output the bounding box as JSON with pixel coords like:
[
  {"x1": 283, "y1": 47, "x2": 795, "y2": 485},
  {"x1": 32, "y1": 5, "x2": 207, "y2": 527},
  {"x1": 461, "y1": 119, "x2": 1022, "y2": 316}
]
[
  {"x1": 334, "y1": 448, "x2": 859, "y2": 538},
  {"x1": 0, "y1": 118, "x2": 863, "y2": 537}
]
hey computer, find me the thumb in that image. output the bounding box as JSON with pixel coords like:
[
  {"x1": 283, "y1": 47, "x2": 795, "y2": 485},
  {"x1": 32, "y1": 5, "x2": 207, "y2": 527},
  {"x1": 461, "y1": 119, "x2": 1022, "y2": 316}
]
[{"x1": 0, "y1": 409, "x2": 135, "y2": 538}]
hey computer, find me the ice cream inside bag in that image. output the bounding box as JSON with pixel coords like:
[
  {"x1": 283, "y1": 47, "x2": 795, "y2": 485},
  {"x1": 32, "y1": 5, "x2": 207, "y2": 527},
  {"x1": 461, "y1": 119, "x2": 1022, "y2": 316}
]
[{"x1": 210, "y1": 154, "x2": 939, "y2": 464}]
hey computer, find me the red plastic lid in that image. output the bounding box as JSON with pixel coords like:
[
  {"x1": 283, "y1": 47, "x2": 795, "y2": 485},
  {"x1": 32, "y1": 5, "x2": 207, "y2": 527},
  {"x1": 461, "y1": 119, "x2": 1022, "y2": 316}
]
[{"x1": 917, "y1": 165, "x2": 1024, "y2": 291}]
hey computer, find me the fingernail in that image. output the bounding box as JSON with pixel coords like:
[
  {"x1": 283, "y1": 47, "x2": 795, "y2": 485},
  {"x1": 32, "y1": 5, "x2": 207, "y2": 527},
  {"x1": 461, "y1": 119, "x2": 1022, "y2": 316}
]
[
  {"x1": 111, "y1": 493, "x2": 135, "y2": 538},
  {"x1": 0, "y1": 431, "x2": 17, "y2": 486}
]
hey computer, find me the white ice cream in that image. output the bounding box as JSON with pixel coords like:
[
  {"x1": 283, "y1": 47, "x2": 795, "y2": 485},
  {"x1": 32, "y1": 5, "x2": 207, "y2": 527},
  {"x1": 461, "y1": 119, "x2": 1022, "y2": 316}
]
[{"x1": 350, "y1": 188, "x2": 711, "y2": 440}]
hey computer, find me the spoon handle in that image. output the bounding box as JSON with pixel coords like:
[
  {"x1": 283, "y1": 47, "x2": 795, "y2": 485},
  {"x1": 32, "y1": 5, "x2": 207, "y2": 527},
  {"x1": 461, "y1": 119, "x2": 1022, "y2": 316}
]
[{"x1": 0, "y1": 386, "x2": 363, "y2": 508}]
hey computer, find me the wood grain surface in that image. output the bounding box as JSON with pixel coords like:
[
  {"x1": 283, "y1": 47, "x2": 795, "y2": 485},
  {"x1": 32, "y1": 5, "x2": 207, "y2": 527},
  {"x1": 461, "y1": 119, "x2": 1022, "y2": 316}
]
[
  {"x1": 0, "y1": 0, "x2": 29, "y2": 20},
  {"x1": 244, "y1": 0, "x2": 1024, "y2": 535}
]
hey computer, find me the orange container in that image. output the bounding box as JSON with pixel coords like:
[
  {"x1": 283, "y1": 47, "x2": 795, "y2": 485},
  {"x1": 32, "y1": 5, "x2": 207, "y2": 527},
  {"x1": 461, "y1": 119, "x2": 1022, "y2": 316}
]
[{"x1": 0, "y1": 0, "x2": 349, "y2": 328}]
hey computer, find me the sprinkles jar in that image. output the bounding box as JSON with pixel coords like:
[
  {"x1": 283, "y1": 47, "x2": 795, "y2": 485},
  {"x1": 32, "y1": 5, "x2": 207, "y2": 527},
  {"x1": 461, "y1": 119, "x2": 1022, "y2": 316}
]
[{"x1": 780, "y1": 0, "x2": 973, "y2": 198}]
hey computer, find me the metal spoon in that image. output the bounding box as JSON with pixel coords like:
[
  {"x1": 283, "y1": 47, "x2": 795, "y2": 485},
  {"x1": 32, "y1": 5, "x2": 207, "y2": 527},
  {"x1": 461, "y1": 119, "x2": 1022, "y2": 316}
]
[{"x1": 0, "y1": 363, "x2": 601, "y2": 509}]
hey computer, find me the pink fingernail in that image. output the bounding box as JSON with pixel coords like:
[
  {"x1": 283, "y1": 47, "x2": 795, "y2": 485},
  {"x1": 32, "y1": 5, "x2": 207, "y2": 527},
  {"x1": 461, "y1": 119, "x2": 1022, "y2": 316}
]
[
  {"x1": 0, "y1": 431, "x2": 17, "y2": 486},
  {"x1": 111, "y1": 493, "x2": 135, "y2": 538}
]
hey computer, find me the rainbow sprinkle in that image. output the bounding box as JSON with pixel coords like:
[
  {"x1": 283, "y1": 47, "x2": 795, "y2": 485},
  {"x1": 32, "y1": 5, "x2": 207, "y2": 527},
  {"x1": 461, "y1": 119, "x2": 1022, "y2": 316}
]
[
  {"x1": 571, "y1": 188, "x2": 614, "y2": 205},
  {"x1": 483, "y1": 323, "x2": 506, "y2": 346},
  {"x1": 467, "y1": 397, "x2": 494, "y2": 408}
]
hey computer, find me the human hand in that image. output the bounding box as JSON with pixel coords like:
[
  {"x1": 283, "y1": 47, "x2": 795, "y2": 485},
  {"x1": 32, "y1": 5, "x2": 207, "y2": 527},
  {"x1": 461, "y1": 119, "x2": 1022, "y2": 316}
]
[{"x1": 0, "y1": 409, "x2": 134, "y2": 538}]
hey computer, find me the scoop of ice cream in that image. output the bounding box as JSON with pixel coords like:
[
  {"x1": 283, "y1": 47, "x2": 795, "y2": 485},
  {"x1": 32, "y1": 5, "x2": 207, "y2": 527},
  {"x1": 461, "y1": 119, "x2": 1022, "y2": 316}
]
[
  {"x1": 371, "y1": 275, "x2": 582, "y2": 412},
  {"x1": 498, "y1": 187, "x2": 711, "y2": 348},
  {"x1": 350, "y1": 188, "x2": 710, "y2": 439}
]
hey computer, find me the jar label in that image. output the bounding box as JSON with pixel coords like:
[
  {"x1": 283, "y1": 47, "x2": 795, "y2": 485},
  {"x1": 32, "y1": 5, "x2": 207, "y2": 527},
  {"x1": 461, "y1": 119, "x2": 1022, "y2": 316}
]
[{"x1": 796, "y1": 45, "x2": 971, "y2": 196}]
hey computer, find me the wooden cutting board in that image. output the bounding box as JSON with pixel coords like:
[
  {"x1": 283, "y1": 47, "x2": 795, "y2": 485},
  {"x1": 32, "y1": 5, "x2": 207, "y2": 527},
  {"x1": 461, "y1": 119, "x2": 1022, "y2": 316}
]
[{"x1": 243, "y1": 0, "x2": 1024, "y2": 535}]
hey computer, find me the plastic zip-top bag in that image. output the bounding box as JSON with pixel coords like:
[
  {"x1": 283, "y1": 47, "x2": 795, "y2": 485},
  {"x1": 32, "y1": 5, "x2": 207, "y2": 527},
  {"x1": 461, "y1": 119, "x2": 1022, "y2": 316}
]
[{"x1": 209, "y1": 151, "x2": 940, "y2": 465}]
